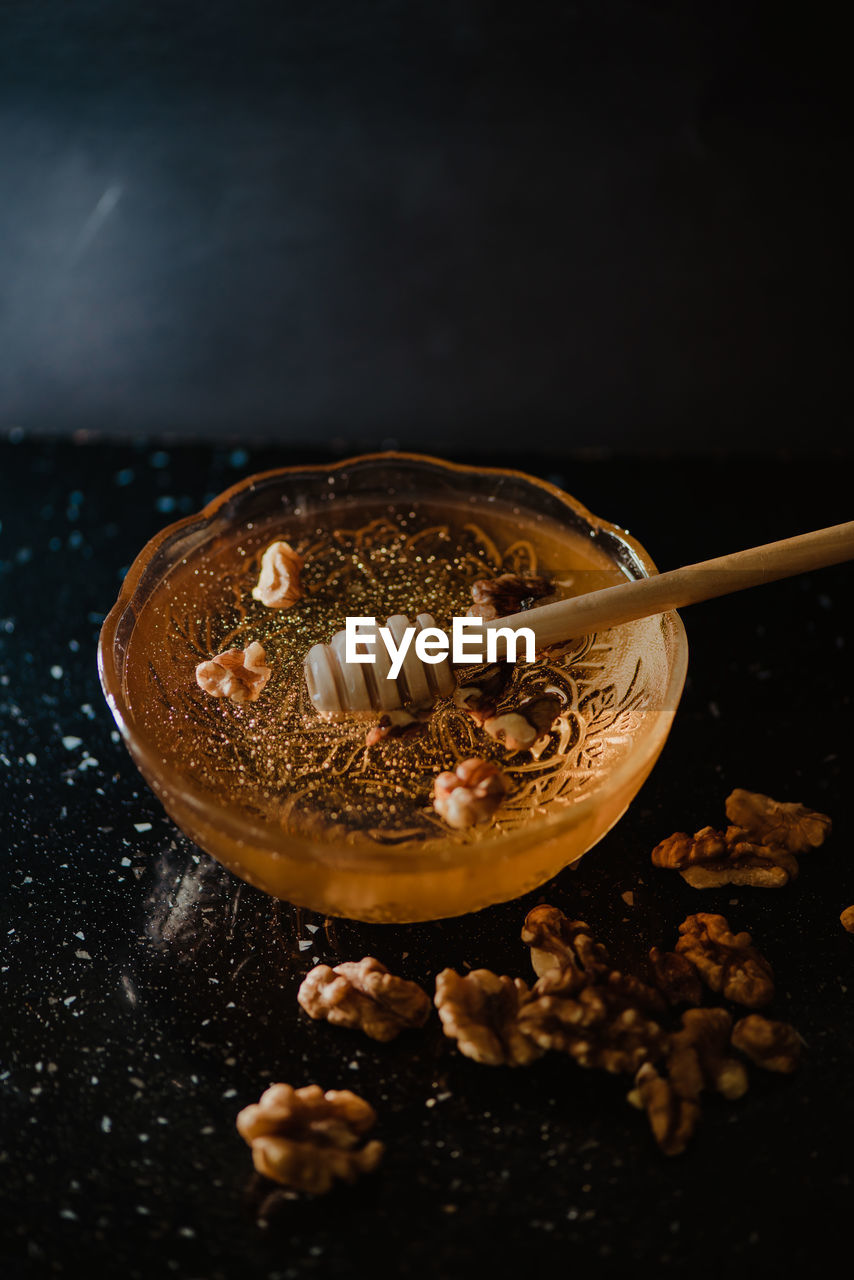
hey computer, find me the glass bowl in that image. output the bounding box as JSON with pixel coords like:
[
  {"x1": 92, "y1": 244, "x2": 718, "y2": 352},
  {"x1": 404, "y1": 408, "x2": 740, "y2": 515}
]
[{"x1": 98, "y1": 452, "x2": 687, "y2": 922}]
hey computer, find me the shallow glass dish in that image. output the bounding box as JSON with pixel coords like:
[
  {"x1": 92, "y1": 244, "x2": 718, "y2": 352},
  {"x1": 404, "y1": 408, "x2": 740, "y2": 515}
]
[{"x1": 98, "y1": 453, "x2": 687, "y2": 922}]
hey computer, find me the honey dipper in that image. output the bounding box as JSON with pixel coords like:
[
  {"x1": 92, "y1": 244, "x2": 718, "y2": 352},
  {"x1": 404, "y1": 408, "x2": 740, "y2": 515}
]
[{"x1": 304, "y1": 520, "x2": 854, "y2": 717}]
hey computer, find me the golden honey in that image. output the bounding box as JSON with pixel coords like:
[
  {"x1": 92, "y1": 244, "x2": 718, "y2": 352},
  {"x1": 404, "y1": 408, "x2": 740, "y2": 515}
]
[{"x1": 124, "y1": 501, "x2": 623, "y2": 845}]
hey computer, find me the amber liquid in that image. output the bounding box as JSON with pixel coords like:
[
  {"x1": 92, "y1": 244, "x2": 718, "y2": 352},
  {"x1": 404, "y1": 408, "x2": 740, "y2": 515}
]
[{"x1": 124, "y1": 500, "x2": 629, "y2": 847}]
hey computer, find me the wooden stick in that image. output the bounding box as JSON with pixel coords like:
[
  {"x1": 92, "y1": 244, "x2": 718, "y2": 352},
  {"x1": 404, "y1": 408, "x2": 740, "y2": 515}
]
[
  {"x1": 489, "y1": 520, "x2": 854, "y2": 649},
  {"x1": 305, "y1": 520, "x2": 854, "y2": 713}
]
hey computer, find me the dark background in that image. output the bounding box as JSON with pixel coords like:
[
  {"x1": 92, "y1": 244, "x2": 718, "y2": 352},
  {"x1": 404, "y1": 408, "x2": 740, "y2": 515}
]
[
  {"x1": 0, "y1": 0, "x2": 848, "y2": 453},
  {"x1": 1, "y1": 4, "x2": 852, "y2": 1279}
]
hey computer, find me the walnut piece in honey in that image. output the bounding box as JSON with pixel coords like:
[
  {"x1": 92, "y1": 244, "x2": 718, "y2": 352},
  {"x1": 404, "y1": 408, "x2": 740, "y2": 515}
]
[
  {"x1": 453, "y1": 663, "x2": 513, "y2": 726},
  {"x1": 841, "y1": 905, "x2": 854, "y2": 934},
  {"x1": 251, "y1": 540, "x2": 304, "y2": 609},
  {"x1": 434, "y1": 968, "x2": 543, "y2": 1066},
  {"x1": 195, "y1": 641, "x2": 271, "y2": 704},
  {"x1": 466, "y1": 573, "x2": 554, "y2": 621},
  {"x1": 731, "y1": 1015, "x2": 802, "y2": 1073},
  {"x1": 484, "y1": 693, "x2": 563, "y2": 752},
  {"x1": 365, "y1": 709, "x2": 424, "y2": 746},
  {"x1": 236, "y1": 1083, "x2": 383, "y2": 1194},
  {"x1": 432, "y1": 758, "x2": 509, "y2": 830},
  {"x1": 297, "y1": 957, "x2": 431, "y2": 1042},
  {"x1": 675, "y1": 914, "x2": 774, "y2": 1008}
]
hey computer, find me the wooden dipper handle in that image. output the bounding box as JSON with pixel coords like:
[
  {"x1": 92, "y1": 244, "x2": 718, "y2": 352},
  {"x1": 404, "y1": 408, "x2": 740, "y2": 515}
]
[{"x1": 490, "y1": 520, "x2": 854, "y2": 649}]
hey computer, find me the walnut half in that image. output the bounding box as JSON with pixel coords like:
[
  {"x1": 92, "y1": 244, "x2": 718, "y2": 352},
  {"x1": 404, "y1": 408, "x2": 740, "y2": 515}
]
[
  {"x1": 652, "y1": 790, "x2": 832, "y2": 890},
  {"x1": 628, "y1": 1008, "x2": 748, "y2": 1157},
  {"x1": 520, "y1": 906, "x2": 666, "y2": 1067},
  {"x1": 652, "y1": 825, "x2": 795, "y2": 889},
  {"x1": 652, "y1": 827, "x2": 729, "y2": 869},
  {"x1": 484, "y1": 694, "x2": 563, "y2": 753},
  {"x1": 731, "y1": 1015, "x2": 802, "y2": 1073},
  {"x1": 432, "y1": 758, "x2": 509, "y2": 829},
  {"x1": 725, "y1": 788, "x2": 831, "y2": 854},
  {"x1": 521, "y1": 905, "x2": 611, "y2": 990},
  {"x1": 297, "y1": 957, "x2": 431, "y2": 1042},
  {"x1": 434, "y1": 968, "x2": 543, "y2": 1066},
  {"x1": 518, "y1": 977, "x2": 667, "y2": 1074},
  {"x1": 670, "y1": 1008, "x2": 749, "y2": 1102},
  {"x1": 675, "y1": 914, "x2": 774, "y2": 1008},
  {"x1": 252, "y1": 540, "x2": 304, "y2": 609},
  {"x1": 195, "y1": 641, "x2": 271, "y2": 704},
  {"x1": 628, "y1": 1062, "x2": 700, "y2": 1158},
  {"x1": 236, "y1": 1083, "x2": 383, "y2": 1194}
]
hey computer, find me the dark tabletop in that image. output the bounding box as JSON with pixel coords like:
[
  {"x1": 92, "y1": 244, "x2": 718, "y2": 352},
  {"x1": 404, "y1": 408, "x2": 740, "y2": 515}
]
[{"x1": 1, "y1": 437, "x2": 853, "y2": 1279}]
